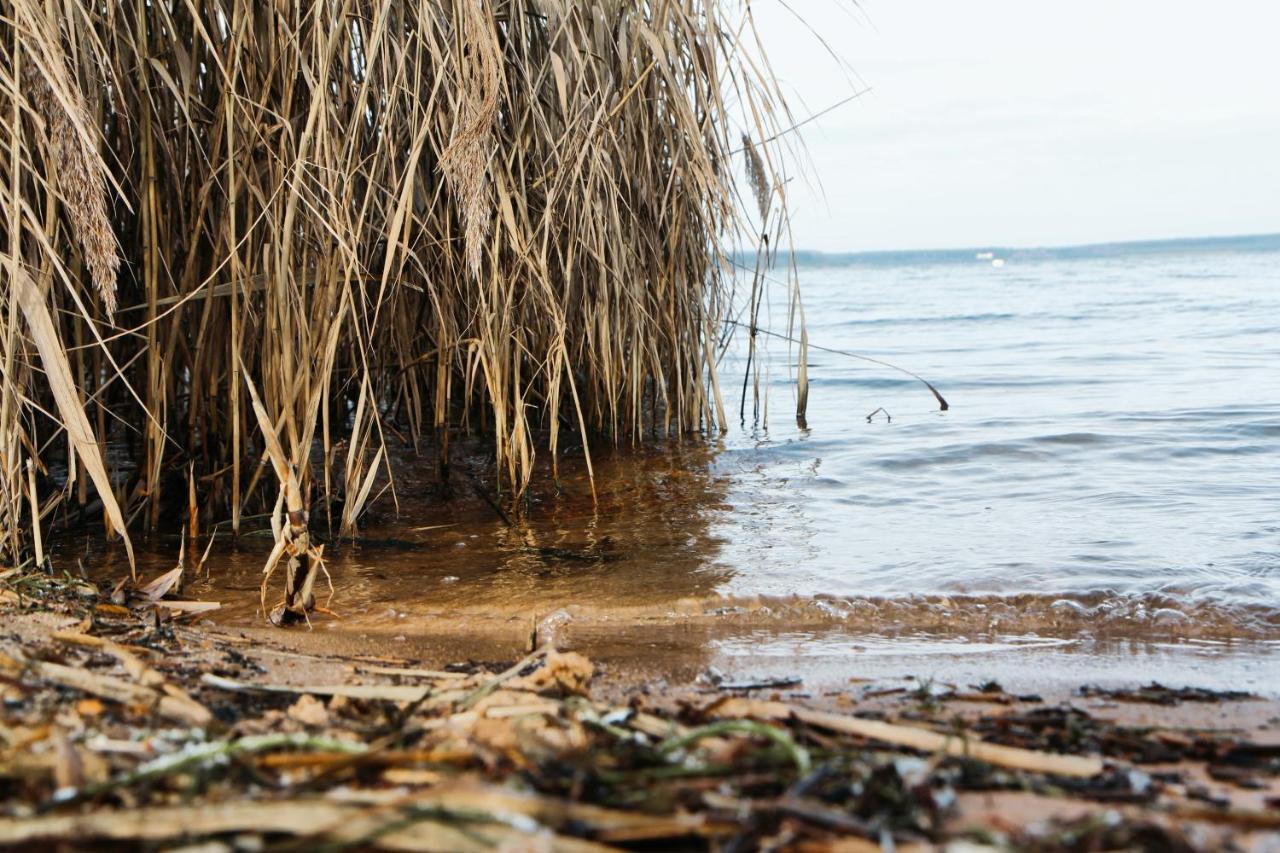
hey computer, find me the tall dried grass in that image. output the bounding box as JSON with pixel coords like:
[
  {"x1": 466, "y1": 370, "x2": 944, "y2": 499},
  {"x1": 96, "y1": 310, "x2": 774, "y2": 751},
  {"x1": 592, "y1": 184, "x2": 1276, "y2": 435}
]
[{"x1": 1, "y1": 0, "x2": 802, "y2": 616}]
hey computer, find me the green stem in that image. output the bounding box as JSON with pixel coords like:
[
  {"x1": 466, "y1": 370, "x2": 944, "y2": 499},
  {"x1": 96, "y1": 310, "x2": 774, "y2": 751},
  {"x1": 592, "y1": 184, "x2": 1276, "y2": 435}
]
[
  {"x1": 658, "y1": 720, "x2": 811, "y2": 774},
  {"x1": 54, "y1": 733, "x2": 366, "y2": 806}
]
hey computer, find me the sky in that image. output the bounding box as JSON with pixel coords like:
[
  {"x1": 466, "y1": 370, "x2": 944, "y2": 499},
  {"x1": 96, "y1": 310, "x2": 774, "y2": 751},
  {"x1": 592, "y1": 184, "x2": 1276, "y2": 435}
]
[{"x1": 748, "y1": 0, "x2": 1280, "y2": 252}]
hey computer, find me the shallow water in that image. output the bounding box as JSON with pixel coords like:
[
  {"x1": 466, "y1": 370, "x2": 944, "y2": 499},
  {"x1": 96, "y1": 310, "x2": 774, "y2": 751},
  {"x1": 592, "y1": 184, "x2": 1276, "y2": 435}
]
[
  {"x1": 717, "y1": 242, "x2": 1280, "y2": 607},
  {"x1": 73, "y1": 239, "x2": 1280, "y2": 680}
]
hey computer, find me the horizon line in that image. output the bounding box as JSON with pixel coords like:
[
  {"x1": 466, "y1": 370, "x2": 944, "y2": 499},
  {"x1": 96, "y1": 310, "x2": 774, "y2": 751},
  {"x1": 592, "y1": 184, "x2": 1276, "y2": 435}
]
[{"x1": 781, "y1": 230, "x2": 1280, "y2": 259}]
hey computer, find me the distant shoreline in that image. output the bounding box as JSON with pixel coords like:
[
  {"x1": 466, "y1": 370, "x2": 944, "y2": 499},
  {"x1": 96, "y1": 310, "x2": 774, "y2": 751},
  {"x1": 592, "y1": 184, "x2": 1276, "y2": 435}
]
[{"x1": 747, "y1": 232, "x2": 1280, "y2": 269}]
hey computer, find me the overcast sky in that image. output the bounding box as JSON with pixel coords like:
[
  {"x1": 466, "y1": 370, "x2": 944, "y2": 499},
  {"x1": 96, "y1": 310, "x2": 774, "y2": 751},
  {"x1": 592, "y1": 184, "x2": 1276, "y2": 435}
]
[{"x1": 749, "y1": 0, "x2": 1280, "y2": 252}]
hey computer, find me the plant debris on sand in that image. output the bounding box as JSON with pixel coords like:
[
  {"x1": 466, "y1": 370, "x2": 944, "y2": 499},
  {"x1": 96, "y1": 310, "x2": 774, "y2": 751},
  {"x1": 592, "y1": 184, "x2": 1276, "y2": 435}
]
[{"x1": 3, "y1": 577, "x2": 1278, "y2": 851}]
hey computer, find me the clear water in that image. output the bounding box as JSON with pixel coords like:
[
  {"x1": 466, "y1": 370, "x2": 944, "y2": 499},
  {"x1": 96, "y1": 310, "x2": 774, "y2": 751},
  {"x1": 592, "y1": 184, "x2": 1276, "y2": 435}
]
[{"x1": 719, "y1": 242, "x2": 1280, "y2": 607}]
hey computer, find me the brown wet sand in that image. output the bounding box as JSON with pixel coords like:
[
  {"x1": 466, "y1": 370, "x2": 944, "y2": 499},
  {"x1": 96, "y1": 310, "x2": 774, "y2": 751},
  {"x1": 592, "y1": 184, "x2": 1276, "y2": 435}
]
[
  {"x1": 185, "y1": 591, "x2": 1280, "y2": 699},
  {"x1": 7, "y1": 592, "x2": 1279, "y2": 718},
  {"x1": 187, "y1": 610, "x2": 1280, "y2": 736}
]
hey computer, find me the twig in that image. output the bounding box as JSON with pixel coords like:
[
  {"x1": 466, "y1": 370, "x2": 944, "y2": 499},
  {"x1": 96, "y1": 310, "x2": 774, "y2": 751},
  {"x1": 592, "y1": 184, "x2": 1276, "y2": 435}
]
[
  {"x1": 723, "y1": 319, "x2": 950, "y2": 411},
  {"x1": 458, "y1": 648, "x2": 548, "y2": 711}
]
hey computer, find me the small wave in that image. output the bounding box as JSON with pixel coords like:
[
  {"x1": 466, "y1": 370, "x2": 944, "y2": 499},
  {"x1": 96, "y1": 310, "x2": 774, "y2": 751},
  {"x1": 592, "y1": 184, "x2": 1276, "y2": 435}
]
[
  {"x1": 874, "y1": 442, "x2": 1048, "y2": 470},
  {"x1": 649, "y1": 592, "x2": 1280, "y2": 641},
  {"x1": 1226, "y1": 421, "x2": 1280, "y2": 438},
  {"x1": 1106, "y1": 444, "x2": 1273, "y2": 462},
  {"x1": 805, "y1": 376, "x2": 1119, "y2": 392},
  {"x1": 1031, "y1": 432, "x2": 1116, "y2": 446},
  {"x1": 1113, "y1": 406, "x2": 1280, "y2": 425},
  {"x1": 837, "y1": 311, "x2": 1020, "y2": 326},
  {"x1": 1169, "y1": 271, "x2": 1231, "y2": 280}
]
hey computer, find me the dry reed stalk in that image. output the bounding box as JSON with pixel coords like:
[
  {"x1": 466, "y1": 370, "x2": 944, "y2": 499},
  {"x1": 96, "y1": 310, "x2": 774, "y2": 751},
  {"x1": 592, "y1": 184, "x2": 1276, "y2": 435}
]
[
  {"x1": 25, "y1": 459, "x2": 42, "y2": 567},
  {"x1": 0, "y1": 0, "x2": 803, "y2": 612},
  {"x1": 12, "y1": 268, "x2": 135, "y2": 574}
]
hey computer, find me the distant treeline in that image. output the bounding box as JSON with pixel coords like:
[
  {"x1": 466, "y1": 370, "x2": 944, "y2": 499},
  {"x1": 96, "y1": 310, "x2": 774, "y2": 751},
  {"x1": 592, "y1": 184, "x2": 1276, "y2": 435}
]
[{"x1": 737, "y1": 233, "x2": 1280, "y2": 269}]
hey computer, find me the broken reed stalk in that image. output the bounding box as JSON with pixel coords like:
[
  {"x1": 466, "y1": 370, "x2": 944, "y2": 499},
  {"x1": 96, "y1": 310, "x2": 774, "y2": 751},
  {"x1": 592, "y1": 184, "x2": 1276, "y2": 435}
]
[{"x1": 0, "y1": 0, "x2": 804, "y2": 613}]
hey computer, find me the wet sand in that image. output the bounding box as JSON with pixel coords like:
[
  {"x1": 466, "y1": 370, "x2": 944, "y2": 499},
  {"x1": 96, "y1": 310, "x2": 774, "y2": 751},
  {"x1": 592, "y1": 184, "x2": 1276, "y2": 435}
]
[{"x1": 174, "y1": 589, "x2": 1280, "y2": 700}]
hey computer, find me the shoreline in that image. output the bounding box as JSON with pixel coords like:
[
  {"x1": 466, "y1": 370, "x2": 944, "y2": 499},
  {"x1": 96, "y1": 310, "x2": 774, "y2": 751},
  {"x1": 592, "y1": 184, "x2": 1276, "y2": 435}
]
[{"x1": 182, "y1": 589, "x2": 1280, "y2": 700}]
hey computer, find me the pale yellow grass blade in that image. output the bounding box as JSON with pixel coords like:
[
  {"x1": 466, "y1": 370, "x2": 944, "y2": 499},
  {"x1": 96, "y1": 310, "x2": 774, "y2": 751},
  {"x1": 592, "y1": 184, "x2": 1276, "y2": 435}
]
[{"x1": 14, "y1": 269, "x2": 134, "y2": 576}]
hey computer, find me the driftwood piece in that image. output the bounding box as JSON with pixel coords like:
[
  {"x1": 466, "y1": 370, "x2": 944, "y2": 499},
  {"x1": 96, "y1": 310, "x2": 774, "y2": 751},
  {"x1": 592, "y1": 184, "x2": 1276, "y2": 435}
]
[
  {"x1": 26, "y1": 660, "x2": 210, "y2": 727},
  {"x1": 202, "y1": 673, "x2": 431, "y2": 703},
  {"x1": 355, "y1": 664, "x2": 468, "y2": 680},
  {"x1": 332, "y1": 783, "x2": 708, "y2": 841},
  {"x1": 713, "y1": 698, "x2": 1104, "y2": 778},
  {"x1": 48, "y1": 631, "x2": 209, "y2": 718},
  {"x1": 0, "y1": 799, "x2": 614, "y2": 851}
]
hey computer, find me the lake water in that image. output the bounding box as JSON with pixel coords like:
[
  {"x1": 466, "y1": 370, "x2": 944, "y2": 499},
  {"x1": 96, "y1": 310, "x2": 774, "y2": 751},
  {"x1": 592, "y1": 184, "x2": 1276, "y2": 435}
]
[{"x1": 719, "y1": 238, "x2": 1280, "y2": 609}]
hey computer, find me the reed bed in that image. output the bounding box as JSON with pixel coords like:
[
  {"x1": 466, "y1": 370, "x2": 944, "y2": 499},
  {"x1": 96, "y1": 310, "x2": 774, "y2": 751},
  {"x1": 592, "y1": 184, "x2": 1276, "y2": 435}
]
[{"x1": 0, "y1": 0, "x2": 802, "y2": 617}]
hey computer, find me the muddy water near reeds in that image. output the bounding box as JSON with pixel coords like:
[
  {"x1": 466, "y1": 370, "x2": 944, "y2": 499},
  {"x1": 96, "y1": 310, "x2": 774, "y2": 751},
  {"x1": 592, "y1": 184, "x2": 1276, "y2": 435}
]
[{"x1": 75, "y1": 239, "x2": 1280, "y2": 690}]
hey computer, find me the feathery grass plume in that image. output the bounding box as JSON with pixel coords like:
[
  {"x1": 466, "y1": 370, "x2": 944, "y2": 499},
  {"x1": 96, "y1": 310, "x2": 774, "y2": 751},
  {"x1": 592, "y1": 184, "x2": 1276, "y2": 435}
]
[
  {"x1": 0, "y1": 0, "x2": 803, "y2": 614},
  {"x1": 16, "y1": 11, "x2": 119, "y2": 317},
  {"x1": 742, "y1": 134, "x2": 771, "y2": 221},
  {"x1": 439, "y1": 0, "x2": 502, "y2": 278}
]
